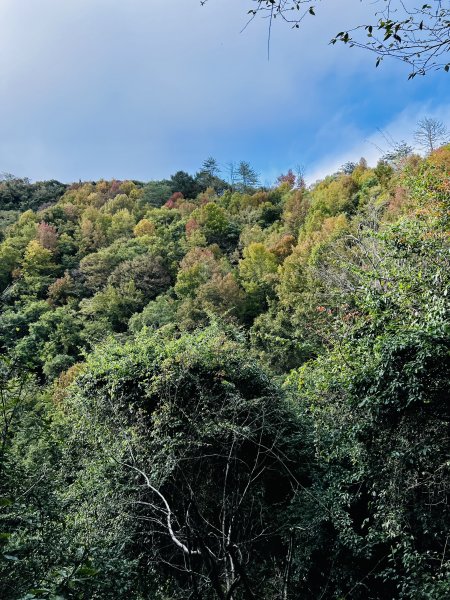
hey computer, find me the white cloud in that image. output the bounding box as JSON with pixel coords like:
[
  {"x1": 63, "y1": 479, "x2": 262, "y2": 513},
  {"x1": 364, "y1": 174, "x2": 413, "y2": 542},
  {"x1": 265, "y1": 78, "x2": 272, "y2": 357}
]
[{"x1": 306, "y1": 101, "x2": 450, "y2": 184}]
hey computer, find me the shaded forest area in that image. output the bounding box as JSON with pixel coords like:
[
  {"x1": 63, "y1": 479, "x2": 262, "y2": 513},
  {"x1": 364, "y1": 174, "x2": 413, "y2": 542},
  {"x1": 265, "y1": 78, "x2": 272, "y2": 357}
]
[{"x1": 0, "y1": 146, "x2": 449, "y2": 599}]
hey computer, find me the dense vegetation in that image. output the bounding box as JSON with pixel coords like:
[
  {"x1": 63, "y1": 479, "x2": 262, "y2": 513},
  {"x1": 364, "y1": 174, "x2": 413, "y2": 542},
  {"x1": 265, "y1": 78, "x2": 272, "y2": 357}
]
[{"x1": 0, "y1": 147, "x2": 449, "y2": 599}]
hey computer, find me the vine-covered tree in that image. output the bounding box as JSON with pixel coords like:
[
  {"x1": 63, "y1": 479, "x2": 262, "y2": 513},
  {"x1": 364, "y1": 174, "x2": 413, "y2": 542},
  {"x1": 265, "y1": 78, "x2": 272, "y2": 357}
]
[{"x1": 69, "y1": 325, "x2": 313, "y2": 599}]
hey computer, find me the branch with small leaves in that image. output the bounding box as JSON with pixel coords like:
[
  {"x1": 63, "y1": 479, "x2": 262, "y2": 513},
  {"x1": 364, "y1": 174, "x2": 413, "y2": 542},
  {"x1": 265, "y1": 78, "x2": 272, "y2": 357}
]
[{"x1": 203, "y1": 1, "x2": 450, "y2": 75}]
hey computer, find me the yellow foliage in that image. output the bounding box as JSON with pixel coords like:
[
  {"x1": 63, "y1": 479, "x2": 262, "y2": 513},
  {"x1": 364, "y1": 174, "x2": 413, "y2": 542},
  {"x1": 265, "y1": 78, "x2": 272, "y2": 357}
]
[{"x1": 134, "y1": 218, "x2": 156, "y2": 237}]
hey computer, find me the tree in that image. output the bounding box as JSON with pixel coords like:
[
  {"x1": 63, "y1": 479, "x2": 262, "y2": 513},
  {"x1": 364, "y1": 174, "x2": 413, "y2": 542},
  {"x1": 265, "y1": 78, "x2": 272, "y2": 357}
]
[
  {"x1": 286, "y1": 222, "x2": 450, "y2": 593},
  {"x1": 128, "y1": 293, "x2": 179, "y2": 332},
  {"x1": 36, "y1": 221, "x2": 58, "y2": 251},
  {"x1": 239, "y1": 242, "x2": 278, "y2": 312},
  {"x1": 225, "y1": 161, "x2": 239, "y2": 191},
  {"x1": 175, "y1": 247, "x2": 222, "y2": 298},
  {"x1": 79, "y1": 281, "x2": 144, "y2": 334},
  {"x1": 281, "y1": 188, "x2": 310, "y2": 234},
  {"x1": 107, "y1": 254, "x2": 171, "y2": 301},
  {"x1": 340, "y1": 161, "x2": 357, "y2": 175},
  {"x1": 78, "y1": 207, "x2": 111, "y2": 254},
  {"x1": 133, "y1": 217, "x2": 156, "y2": 237},
  {"x1": 169, "y1": 170, "x2": 200, "y2": 199},
  {"x1": 13, "y1": 305, "x2": 85, "y2": 379},
  {"x1": 108, "y1": 208, "x2": 135, "y2": 240},
  {"x1": 70, "y1": 325, "x2": 312, "y2": 599},
  {"x1": 195, "y1": 272, "x2": 247, "y2": 322},
  {"x1": 21, "y1": 240, "x2": 57, "y2": 289},
  {"x1": 381, "y1": 140, "x2": 414, "y2": 168},
  {"x1": 236, "y1": 161, "x2": 259, "y2": 193},
  {"x1": 103, "y1": 192, "x2": 136, "y2": 215},
  {"x1": 201, "y1": 156, "x2": 220, "y2": 178},
  {"x1": 0, "y1": 241, "x2": 20, "y2": 292},
  {"x1": 196, "y1": 157, "x2": 229, "y2": 192},
  {"x1": 79, "y1": 239, "x2": 145, "y2": 292},
  {"x1": 192, "y1": 202, "x2": 231, "y2": 247},
  {"x1": 141, "y1": 180, "x2": 173, "y2": 207},
  {"x1": 0, "y1": 175, "x2": 66, "y2": 211},
  {"x1": 0, "y1": 357, "x2": 140, "y2": 600},
  {"x1": 276, "y1": 168, "x2": 296, "y2": 188},
  {"x1": 414, "y1": 117, "x2": 449, "y2": 154},
  {"x1": 205, "y1": 1, "x2": 450, "y2": 75}
]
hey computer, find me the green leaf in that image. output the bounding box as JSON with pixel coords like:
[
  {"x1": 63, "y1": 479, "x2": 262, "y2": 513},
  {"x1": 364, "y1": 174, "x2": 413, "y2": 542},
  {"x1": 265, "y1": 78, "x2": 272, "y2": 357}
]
[{"x1": 76, "y1": 566, "x2": 99, "y2": 577}]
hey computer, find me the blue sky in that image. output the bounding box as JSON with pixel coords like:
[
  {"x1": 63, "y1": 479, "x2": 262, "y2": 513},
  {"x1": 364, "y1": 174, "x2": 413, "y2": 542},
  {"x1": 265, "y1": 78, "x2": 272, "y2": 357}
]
[{"x1": 0, "y1": 0, "x2": 449, "y2": 185}]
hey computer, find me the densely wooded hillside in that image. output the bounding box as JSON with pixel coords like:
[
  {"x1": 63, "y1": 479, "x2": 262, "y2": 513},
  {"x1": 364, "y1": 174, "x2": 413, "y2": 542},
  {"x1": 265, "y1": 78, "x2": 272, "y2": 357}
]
[{"x1": 1, "y1": 147, "x2": 449, "y2": 599}]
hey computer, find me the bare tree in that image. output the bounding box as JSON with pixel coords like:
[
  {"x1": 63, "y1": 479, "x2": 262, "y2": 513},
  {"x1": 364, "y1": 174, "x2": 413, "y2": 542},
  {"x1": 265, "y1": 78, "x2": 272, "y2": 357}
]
[
  {"x1": 125, "y1": 400, "x2": 302, "y2": 600},
  {"x1": 225, "y1": 161, "x2": 238, "y2": 191},
  {"x1": 414, "y1": 117, "x2": 449, "y2": 154},
  {"x1": 367, "y1": 128, "x2": 414, "y2": 169}
]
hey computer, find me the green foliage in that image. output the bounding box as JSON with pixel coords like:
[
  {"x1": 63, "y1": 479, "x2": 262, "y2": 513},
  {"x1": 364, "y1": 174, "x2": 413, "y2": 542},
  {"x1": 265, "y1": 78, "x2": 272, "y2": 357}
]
[
  {"x1": 169, "y1": 171, "x2": 200, "y2": 199},
  {"x1": 174, "y1": 246, "x2": 221, "y2": 299},
  {"x1": 0, "y1": 358, "x2": 141, "y2": 600},
  {"x1": 71, "y1": 324, "x2": 311, "y2": 598},
  {"x1": 191, "y1": 202, "x2": 230, "y2": 246},
  {"x1": 1, "y1": 148, "x2": 449, "y2": 598},
  {"x1": 195, "y1": 156, "x2": 229, "y2": 193},
  {"x1": 133, "y1": 218, "x2": 155, "y2": 237},
  {"x1": 15, "y1": 306, "x2": 84, "y2": 378},
  {"x1": 0, "y1": 175, "x2": 66, "y2": 212},
  {"x1": 239, "y1": 242, "x2": 278, "y2": 312},
  {"x1": 79, "y1": 238, "x2": 148, "y2": 293},
  {"x1": 141, "y1": 181, "x2": 172, "y2": 207},
  {"x1": 287, "y1": 323, "x2": 449, "y2": 597},
  {"x1": 283, "y1": 196, "x2": 450, "y2": 597},
  {"x1": 128, "y1": 294, "x2": 179, "y2": 333},
  {"x1": 21, "y1": 241, "x2": 57, "y2": 285},
  {"x1": 108, "y1": 208, "x2": 136, "y2": 241},
  {"x1": 80, "y1": 281, "x2": 144, "y2": 334},
  {"x1": 107, "y1": 254, "x2": 171, "y2": 301},
  {"x1": 236, "y1": 160, "x2": 259, "y2": 193},
  {"x1": 0, "y1": 241, "x2": 20, "y2": 291}
]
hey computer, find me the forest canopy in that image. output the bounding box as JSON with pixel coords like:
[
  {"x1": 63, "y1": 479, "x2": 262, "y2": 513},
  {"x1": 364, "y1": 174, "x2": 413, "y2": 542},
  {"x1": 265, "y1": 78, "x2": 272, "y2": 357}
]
[{"x1": 1, "y1": 143, "x2": 449, "y2": 598}]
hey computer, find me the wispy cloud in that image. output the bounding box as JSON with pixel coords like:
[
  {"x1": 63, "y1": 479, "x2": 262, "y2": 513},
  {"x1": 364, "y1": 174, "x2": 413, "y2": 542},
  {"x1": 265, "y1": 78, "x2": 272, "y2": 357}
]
[{"x1": 306, "y1": 102, "x2": 450, "y2": 184}]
